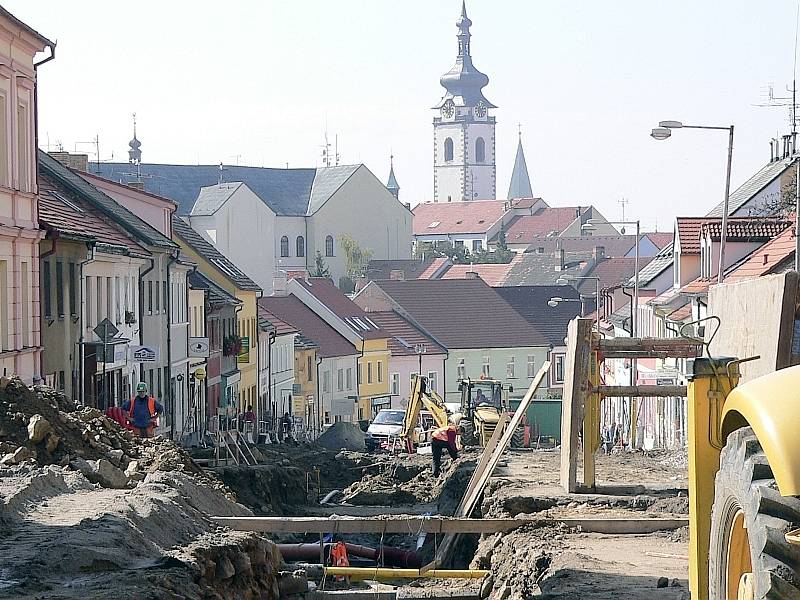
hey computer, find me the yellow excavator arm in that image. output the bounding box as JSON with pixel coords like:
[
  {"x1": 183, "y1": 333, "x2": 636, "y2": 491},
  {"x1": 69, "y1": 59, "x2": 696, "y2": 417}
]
[{"x1": 401, "y1": 375, "x2": 449, "y2": 443}]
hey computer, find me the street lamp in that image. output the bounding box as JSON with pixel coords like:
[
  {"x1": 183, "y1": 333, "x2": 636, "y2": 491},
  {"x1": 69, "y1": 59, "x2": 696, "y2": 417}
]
[
  {"x1": 651, "y1": 119, "x2": 735, "y2": 284},
  {"x1": 555, "y1": 274, "x2": 601, "y2": 332}
]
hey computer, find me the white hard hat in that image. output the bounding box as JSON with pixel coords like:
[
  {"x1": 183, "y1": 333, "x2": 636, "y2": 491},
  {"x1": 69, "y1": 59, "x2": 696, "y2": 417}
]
[{"x1": 449, "y1": 413, "x2": 463, "y2": 426}]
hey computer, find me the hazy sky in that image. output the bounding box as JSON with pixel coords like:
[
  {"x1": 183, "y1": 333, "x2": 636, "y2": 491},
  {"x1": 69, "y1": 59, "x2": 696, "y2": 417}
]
[{"x1": 7, "y1": 0, "x2": 799, "y2": 230}]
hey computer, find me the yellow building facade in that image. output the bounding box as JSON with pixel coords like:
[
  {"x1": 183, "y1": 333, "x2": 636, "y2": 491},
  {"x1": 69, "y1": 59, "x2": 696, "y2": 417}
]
[{"x1": 356, "y1": 338, "x2": 391, "y2": 421}]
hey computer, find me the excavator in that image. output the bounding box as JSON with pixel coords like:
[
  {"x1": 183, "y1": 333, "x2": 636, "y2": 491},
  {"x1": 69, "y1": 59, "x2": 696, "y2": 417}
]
[
  {"x1": 563, "y1": 272, "x2": 800, "y2": 599},
  {"x1": 399, "y1": 374, "x2": 450, "y2": 452},
  {"x1": 458, "y1": 377, "x2": 524, "y2": 447}
]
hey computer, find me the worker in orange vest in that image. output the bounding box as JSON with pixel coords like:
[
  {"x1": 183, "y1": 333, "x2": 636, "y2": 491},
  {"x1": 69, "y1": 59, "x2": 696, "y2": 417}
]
[
  {"x1": 122, "y1": 382, "x2": 163, "y2": 438},
  {"x1": 431, "y1": 413, "x2": 462, "y2": 477}
]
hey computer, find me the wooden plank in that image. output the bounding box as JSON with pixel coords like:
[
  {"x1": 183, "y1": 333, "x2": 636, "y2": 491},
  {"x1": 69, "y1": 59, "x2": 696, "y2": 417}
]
[
  {"x1": 596, "y1": 385, "x2": 687, "y2": 397},
  {"x1": 430, "y1": 362, "x2": 551, "y2": 570},
  {"x1": 457, "y1": 412, "x2": 509, "y2": 513},
  {"x1": 560, "y1": 319, "x2": 593, "y2": 493},
  {"x1": 212, "y1": 515, "x2": 688, "y2": 534},
  {"x1": 709, "y1": 272, "x2": 800, "y2": 382},
  {"x1": 595, "y1": 338, "x2": 703, "y2": 353}
]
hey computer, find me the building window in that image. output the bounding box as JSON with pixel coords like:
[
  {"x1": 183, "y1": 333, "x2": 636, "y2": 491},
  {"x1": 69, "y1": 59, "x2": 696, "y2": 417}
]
[
  {"x1": 527, "y1": 355, "x2": 535, "y2": 378},
  {"x1": 377, "y1": 361, "x2": 383, "y2": 383},
  {"x1": 428, "y1": 371, "x2": 437, "y2": 393},
  {"x1": 323, "y1": 370, "x2": 330, "y2": 393},
  {"x1": 0, "y1": 95, "x2": 7, "y2": 187},
  {"x1": 482, "y1": 356, "x2": 490, "y2": 378},
  {"x1": 337, "y1": 368, "x2": 344, "y2": 391},
  {"x1": 367, "y1": 362, "x2": 373, "y2": 384},
  {"x1": 55, "y1": 262, "x2": 64, "y2": 317},
  {"x1": 68, "y1": 263, "x2": 77, "y2": 316},
  {"x1": 307, "y1": 356, "x2": 313, "y2": 381},
  {"x1": 358, "y1": 363, "x2": 362, "y2": 385},
  {"x1": 391, "y1": 373, "x2": 399, "y2": 395},
  {"x1": 475, "y1": 137, "x2": 485, "y2": 163},
  {"x1": 42, "y1": 260, "x2": 51, "y2": 318},
  {"x1": 507, "y1": 356, "x2": 516, "y2": 379},
  {"x1": 147, "y1": 280, "x2": 153, "y2": 314},
  {"x1": 472, "y1": 240, "x2": 482, "y2": 253},
  {"x1": 296, "y1": 236, "x2": 305, "y2": 257},
  {"x1": 325, "y1": 235, "x2": 334, "y2": 257},
  {"x1": 457, "y1": 358, "x2": 466, "y2": 380},
  {"x1": 346, "y1": 367, "x2": 353, "y2": 390},
  {"x1": 280, "y1": 235, "x2": 289, "y2": 257},
  {"x1": 444, "y1": 137, "x2": 454, "y2": 162},
  {"x1": 554, "y1": 355, "x2": 565, "y2": 384}
]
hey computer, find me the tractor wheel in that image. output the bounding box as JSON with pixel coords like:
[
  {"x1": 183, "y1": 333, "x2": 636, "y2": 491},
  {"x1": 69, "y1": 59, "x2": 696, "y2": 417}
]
[
  {"x1": 709, "y1": 427, "x2": 800, "y2": 599},
  {"x1": 510, "y1": 426, "x2": 525, "y2": 448},
  {"x1": 461, "y1": 421, "x2": 478, "y2": 446}
]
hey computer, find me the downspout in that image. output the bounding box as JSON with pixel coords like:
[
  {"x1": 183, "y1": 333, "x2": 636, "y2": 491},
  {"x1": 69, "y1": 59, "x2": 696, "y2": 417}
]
[
  {"x1": 165, "y1": 251, "x2": 179, "y2": 439},
  {"x1": 268, "y1": 329, "x2": 276, "y2": 431},
  {"x1": 78, "y1": 243, "x2": 96, "y2": 406},
  {"x1": 621, "y1": 287, "x2": 634, "y2": 336},
  {"x1": 138, "y1": 257, "x2": 155, "y2": 381},
  {"x1": 316, "y1": 356, "x2": 323, "y2": 432},
  {"x1": 233, "y1": 302, "x2": 242, "y2": 410},
  {"x1": 33, "y1": 42, "x2": 56, "y2": 169}
]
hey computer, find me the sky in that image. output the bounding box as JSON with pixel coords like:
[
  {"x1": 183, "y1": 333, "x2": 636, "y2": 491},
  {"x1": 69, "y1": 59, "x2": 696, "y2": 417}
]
[{"x1": 6, "y1": 0, "x2": 800, "y2": 231}]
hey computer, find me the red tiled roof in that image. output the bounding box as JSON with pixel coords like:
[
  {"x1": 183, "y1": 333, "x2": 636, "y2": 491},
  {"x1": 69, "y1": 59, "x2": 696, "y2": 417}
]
[
  {"x1": 363, "y1": 311, "x2": 446, "y2": 357},
  {"x1": 676, "y1": 218, "x2": 710, "y2": 255},
  {"x1": 258, "y1": 295, "x2": 356, "y2": 358},
  {"x1": 701, "y1": 218, "x2": 790, "y2": 241},
  {"x1": 38, "y1": 174, "x2": 150, "y2": 256},
  {"x1": 725, "y1": 226, "x2": 797, "y2": 281},
  {"x1": 679, "y1": 277, "x2": 712, "y2": 294},
  {"x1": 644, "y1": 232, "x2": 674, "y2": 249},
  {"x1": 667, "y1": 304, "x2": 693, "y2": 321},
  {"x1": 584, "y1": 257, "x2": 654, "y2": 292},
  {"x1": 508, "y1": 198, "x2": 545, "y2": 209},
  {"x1": 503, "y1": 207, "x2": 585, "y2": 244},
  {"x1": 413, "y1": 200, "x2": 507, "y2": 235},
  {"x1": 418, "y1": 257, "x2": 450, "y2": 280},
  {"x1": 438, "y1": 254, "x2": 523, "y2": 286},
  {"x1": 258, "y1": 306, "x2": 298, "y2": 336},
  {"x1": 294, "y1": 277, "x2": 387, "y2": 340}
]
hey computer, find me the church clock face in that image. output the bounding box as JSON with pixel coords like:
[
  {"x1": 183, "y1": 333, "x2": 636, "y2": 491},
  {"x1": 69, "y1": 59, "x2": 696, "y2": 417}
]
[
  {"x1": 441, "y1": 100, "x2": 455, "y2": 119},
  {"x1": 474, "y1": 101, "x2": 487, "y2": 118}
]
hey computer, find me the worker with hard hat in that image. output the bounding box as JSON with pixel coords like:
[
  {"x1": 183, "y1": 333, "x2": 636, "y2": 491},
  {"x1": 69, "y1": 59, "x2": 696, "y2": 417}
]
[
  {"x1": 431, "y1": 413, "x2": 462, "y2": 477},
  {"x1": 122, "y1": 382, "x2": 164, "y2": 438}
]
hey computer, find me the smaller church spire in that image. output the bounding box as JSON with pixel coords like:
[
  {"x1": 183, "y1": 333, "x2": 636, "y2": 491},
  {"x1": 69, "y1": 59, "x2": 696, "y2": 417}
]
[
  {"x1": 507, "y1": 129, "x2": 533, "y2": 200},
  {"x1": 386, "y1": 154, "x2": 400, "y2": 200},
  {"x1": 128, "y1": 112, "x2": 142, "y2": 165}
]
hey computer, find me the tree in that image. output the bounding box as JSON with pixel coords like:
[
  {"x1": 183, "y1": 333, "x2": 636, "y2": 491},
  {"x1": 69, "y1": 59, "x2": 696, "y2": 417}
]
[
  {"x1": 338, "y1": 234, "x2": 373, "y2": 280},
  {"x1": 311, "y1": 251, "x2": 330, "y2": 278},
  {"x1": 415, "y1": 240, "x2": 513, "y2": 265}
]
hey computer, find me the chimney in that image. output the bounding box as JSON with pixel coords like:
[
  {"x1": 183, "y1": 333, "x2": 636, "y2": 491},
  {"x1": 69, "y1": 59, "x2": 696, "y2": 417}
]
[
  {"x1": 389, "y1": 269, "x2": 405, "y2": 281},
  {"x1": 593, "y1": 246, "x2": 605, "y2": 261},
  {"x1": 49, "y1": 151, "x2": 89, "y2": 172},
  {"x1": 770, "y1": 139, "x2": 775, "y2": 162},
  {"x1": 465, "y1": 270, "x2": 480, "y2": 279}
]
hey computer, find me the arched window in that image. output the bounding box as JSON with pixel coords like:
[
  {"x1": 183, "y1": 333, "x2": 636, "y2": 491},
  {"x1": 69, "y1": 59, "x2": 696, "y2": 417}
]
[
  {"x1": 475, "y1": 137, "x2": 485, "y2": 163},
  {"x1": 296, "y1": 235, "x2": 305, "y2": 257},
  {"x1": 280, "y1": 235, "x2": 289, "y2": 257},
  {"x1": 325, "y1": 235, "x2": 334, "y2": 257},
  {"x1": 444, "y1": 137, "x2": 454, "y2": 162}
]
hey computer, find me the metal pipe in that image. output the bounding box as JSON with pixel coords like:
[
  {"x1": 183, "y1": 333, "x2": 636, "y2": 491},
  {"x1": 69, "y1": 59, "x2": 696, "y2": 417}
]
[
  {"x1": 323, "y1": 567, "x2": 489, "y2": 581},
  {"x1": 166, "y1": 252, "x2": 179, "y2": 438},
  {"x1": 717, "y1": 126, "x2": 734, "y2": 283},
  {"x1": 277, "y1": 543, "x2": 421, "y2": 568},
  {"x1": 78, "y1": 244, "x2": 96, "y2": 406}
]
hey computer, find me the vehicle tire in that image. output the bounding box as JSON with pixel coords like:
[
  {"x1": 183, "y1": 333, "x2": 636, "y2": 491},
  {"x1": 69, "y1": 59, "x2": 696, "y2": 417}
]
[
  {"x1": 461, "y1": 421, "x2": 478, "y2": 446},
  {"x1": 709, "y1": 427, "x2": 800, "y2": 599},
  {"x1": 510, "y1": 426, "x2": 525, "y2": 448}
]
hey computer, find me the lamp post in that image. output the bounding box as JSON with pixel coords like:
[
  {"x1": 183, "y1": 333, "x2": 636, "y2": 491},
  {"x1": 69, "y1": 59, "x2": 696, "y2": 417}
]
[
  {"x1": 652, "y1": 120, "x2": 734, "y2": 283},
  {"x1": 555, "y1": 275, "x2": 601, "y2": 332}
]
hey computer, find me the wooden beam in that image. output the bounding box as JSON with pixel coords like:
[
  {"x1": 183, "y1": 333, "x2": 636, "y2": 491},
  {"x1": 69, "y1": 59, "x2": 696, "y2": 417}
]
[
  {"x1": 596, "y1": 385, "x2": 687, "y2": 397},
  {"x1": 560, "y1": 318, "x2": 594, "y2": 493},
  {"x1": 212, "y1": 515, "x2": 688, "y2": 535},
  {"x1": 595, "y1": 338, "x2": 703, "y2": 355}
]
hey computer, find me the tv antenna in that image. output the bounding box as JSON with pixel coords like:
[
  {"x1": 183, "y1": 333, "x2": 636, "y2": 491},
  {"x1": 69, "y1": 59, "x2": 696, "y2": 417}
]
[
  {"x1": 321, "y1": 130, "x2": 341, "y2": 167},
  {"x1": 619, "y1": 197, "x2": 629, "y2": 221}
]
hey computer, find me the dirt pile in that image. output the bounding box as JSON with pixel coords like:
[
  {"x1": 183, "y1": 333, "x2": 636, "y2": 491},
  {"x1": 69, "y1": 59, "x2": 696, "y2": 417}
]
[
  {"x1": 316, "y1": 422, "x2": 365, "y2": 451},
  {"x1": 214, "y1": 463, "x2": 311, "y2": 515},
  {"x1": 0, "y1": 377, "x2": 221, "y2": 493}
]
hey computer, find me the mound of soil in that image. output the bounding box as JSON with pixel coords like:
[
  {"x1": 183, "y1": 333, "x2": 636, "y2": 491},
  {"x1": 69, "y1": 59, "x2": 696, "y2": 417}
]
[{"x1": 317, "y1": 422, "x2": 365, "y2": 451}]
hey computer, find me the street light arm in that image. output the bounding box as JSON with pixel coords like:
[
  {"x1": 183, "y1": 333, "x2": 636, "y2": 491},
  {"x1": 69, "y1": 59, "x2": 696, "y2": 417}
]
[{"x1": 679, "y1": 125, "x2": 733, "y2": 131}]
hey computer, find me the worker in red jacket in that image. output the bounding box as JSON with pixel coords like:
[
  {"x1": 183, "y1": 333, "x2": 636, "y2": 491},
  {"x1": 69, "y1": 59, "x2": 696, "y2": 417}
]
[
  {"x1": 431, "y1": 413, "x2": 462, "y2": 477},
  {"x1": 122, "y1": 382, "x2": 163, "y2": 438}
]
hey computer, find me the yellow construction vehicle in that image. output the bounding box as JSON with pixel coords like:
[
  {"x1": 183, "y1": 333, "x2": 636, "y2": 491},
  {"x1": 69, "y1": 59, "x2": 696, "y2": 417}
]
[
  {"x1": 562, "y1": 272, "x2": 800, "y2": 599},
  {"x1": 400, "y1": 375, "x2": 450, "y2": 451},
  {"x1": 458, "y1": 377, "x2": 524, "y2": 447}
]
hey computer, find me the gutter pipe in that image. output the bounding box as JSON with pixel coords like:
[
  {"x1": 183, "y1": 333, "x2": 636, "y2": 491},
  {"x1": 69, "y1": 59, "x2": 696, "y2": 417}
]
[{"x1": 78, "y1": 243, "x2": 96, "y2": 406}]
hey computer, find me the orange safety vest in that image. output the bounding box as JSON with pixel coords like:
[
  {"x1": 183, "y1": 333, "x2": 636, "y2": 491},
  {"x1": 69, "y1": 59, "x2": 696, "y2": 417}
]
[
  {"x1": 130, "y1": 396, "x2": 157, "y2": 420},
  {"x1": 432, "y1": 425, "x2": 456, "y2": 442}
]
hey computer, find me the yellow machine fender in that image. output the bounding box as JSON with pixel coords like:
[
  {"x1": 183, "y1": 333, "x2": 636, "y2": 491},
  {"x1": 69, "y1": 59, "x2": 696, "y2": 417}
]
[{"x1": 721, "y1": 364, "x2": 800, "y2": 496}]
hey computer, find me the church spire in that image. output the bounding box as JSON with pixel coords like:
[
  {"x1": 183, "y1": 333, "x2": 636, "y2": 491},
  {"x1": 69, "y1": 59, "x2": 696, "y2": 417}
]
[
  {"x1": 386, "y1": 154, "x2": 400, "y2": 200},
  {"x1": 507, "y1": 129, "x2": 533, "y2": 199},
  {"x1": 128, "y1": 112, "x2": 142, "y2": 165}
]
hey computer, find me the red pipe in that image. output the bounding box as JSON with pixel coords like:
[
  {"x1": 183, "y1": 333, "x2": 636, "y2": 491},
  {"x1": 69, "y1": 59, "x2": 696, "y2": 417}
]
[{"x1": 277, "y1": 543, "x2": 421, "y2": 568}]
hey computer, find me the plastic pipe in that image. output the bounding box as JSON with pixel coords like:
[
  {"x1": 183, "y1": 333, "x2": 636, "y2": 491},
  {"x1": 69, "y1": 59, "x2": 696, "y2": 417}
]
[
  {"x1": 323, "y1": 567, "x2": 489, "y2": 580},
  {"x1": 277, "y1": 543, "x2": 421, "y2": 568}
]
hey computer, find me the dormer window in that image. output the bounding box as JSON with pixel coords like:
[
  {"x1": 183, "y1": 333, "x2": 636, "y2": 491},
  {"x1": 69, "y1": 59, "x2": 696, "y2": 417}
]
[{"x1": 428, "y1": 221, "x2": 440, "y2": 228}]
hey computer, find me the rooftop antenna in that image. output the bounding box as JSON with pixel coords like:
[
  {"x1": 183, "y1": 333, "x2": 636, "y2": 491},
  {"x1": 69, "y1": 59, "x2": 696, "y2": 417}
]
[
  {"x1": 335, "y1": 134, "x2": 340, "y2": 166},
  {"x1": 321, "y1": 130, "x2": 331, "y2": 167},
  {"x1": 619, "y1": 197, "x2": 629, "y2": 222},
  {"x1": 218, "y1": 162, "x2": 227, "y2": 185}
]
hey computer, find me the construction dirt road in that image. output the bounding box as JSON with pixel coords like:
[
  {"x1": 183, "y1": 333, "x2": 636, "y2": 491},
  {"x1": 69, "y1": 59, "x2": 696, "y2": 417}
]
[{"x1": 0, "y1": 378, "x2": 690, "y2": 599}]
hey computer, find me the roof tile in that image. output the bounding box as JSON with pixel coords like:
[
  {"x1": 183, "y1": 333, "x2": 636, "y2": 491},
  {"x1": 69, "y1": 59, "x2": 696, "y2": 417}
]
[
  {"x1": 364, "y1": 311, "x2": 446, "y2": 357},
  {"x1": 413, "y1": 200, "x2": 507, "y2": 235}
]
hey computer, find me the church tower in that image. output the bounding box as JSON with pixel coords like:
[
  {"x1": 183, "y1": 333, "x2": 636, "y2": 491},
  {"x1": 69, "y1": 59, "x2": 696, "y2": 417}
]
[{"x1": 433, "y1": 1, "x2": 496, "y2": 203}]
